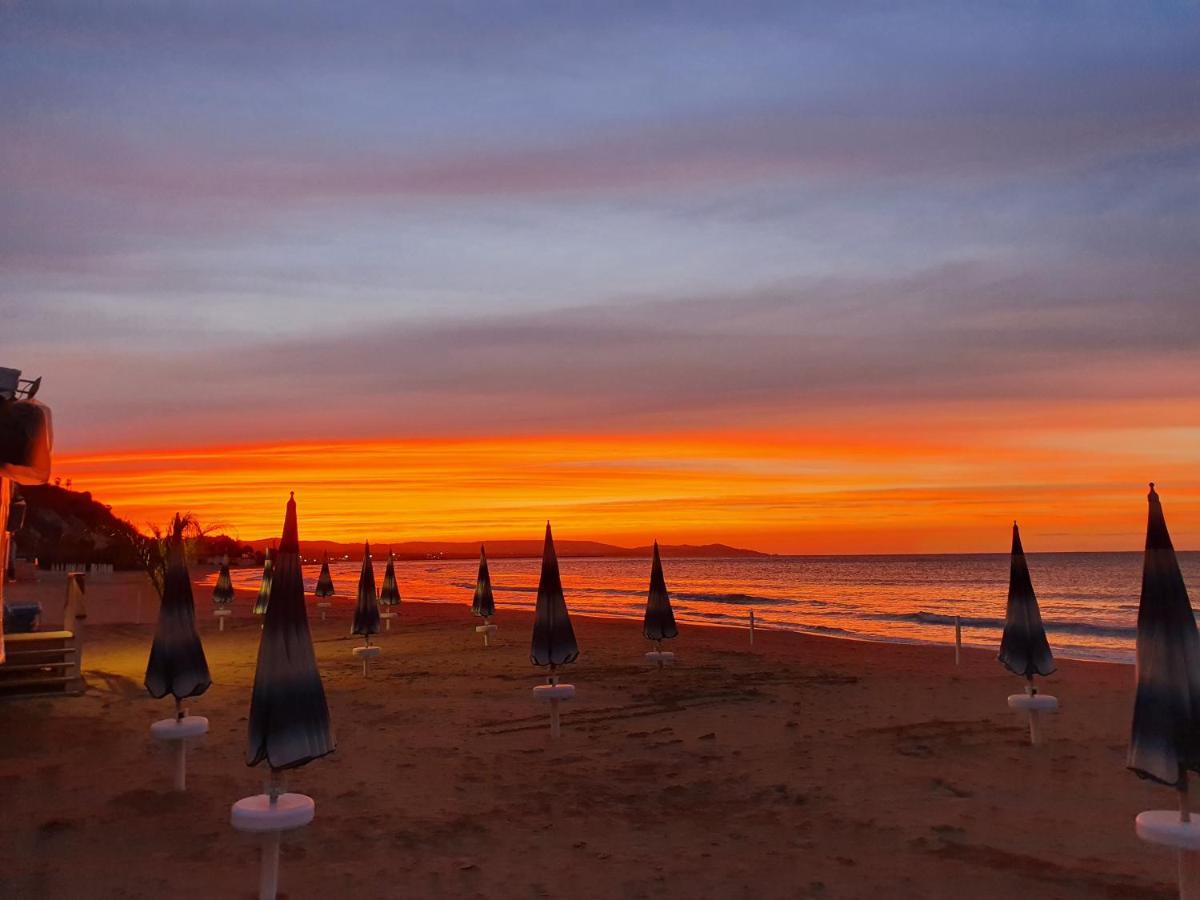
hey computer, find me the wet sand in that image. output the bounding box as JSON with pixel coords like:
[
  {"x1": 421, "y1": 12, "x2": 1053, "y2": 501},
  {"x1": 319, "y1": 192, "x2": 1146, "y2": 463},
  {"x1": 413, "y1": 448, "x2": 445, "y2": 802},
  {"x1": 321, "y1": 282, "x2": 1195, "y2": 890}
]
[{"x1": 0, "y1": 584, "x2": 1178, "y2": 899}]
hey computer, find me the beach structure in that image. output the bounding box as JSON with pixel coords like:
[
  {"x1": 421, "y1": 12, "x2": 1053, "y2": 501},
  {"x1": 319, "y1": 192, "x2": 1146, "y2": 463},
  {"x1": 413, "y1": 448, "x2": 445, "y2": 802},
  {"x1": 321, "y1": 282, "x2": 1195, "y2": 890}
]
[
  {"x1": 314, "y1": 552, "x2": 334, "y2": 621},
  {"x1": 378, "y1": 548, "x2": 400, "y2": 631},
  {"x1": 531, "y1": 523, "x2": 578, "y2": 738},
  {"x1": 253, "y1": 548, "x2": 273, "y2": 616},
  {"x1": 471, "y1": 545, "x2": 497, "y2": 647},
  {"x1": 352, "y1": 541, "x2": 381, "y2": 675},
  {"x1": 145, "y1": 515, "x2": 212, "y2": 791},
  {"x1": 643, "y1": 541, "x2": 678, "y2": 668},
  {"x1": 0, "y1": 367, "x2": 52, "y2": 665},
  {"x1": 1129, "y1": 485, "x2": 1200, "y2": 898},
  {"x1": 998, "y1": 522, "x2": 1057, "y2": 744},
  {"x1": 233, "y1": 493, "x2": 335, "y2": 900},
  {"x1": 213, "y1": 554, "x2": 234, "y2": 631}
]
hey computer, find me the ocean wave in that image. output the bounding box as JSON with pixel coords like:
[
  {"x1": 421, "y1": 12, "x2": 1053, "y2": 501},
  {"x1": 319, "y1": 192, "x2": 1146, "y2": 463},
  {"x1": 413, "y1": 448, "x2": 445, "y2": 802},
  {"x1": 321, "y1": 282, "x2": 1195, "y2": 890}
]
[
  {"x1": 864, "y1": 610, "x2": 1136, "y2": 639},
  {"x1": 673, "y1": 591, "x2": 791, "y2": 606}
]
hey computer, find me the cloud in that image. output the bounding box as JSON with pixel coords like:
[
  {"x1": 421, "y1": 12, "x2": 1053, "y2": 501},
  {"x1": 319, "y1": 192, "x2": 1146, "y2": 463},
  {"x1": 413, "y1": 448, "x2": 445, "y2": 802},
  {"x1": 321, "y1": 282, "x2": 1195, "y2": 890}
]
[{"x1": 22, "y1": 258, "x2": 1198, "y2": 452}]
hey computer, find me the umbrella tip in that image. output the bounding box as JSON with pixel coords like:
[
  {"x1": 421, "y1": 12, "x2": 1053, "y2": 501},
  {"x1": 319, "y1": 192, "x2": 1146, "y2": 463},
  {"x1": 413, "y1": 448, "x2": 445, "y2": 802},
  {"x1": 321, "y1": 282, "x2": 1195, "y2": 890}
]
[{"x1": 289, "y1": 490, "x2": 294, "y2": 499}]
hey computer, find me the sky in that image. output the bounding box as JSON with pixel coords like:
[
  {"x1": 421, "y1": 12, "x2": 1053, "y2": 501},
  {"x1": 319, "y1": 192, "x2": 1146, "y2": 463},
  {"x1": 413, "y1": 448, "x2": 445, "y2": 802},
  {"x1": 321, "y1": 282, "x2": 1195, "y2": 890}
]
[{"x1": 3, "y1": 3, "x2": 1199, "y2": 552}]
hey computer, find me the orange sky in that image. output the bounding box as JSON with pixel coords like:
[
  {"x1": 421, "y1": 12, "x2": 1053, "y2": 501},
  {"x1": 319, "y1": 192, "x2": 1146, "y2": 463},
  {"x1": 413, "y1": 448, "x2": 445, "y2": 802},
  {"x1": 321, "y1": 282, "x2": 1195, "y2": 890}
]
[{"x1": 53, "y1": 401, "x2": 1200, "y2": 553}]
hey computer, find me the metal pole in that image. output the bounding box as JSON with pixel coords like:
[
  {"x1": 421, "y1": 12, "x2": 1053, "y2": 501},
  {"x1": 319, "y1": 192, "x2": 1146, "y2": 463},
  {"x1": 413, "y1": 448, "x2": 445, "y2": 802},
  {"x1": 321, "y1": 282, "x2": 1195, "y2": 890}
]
[
  {"x1": 749, "y1": 610, "x2": 755, "y2": 646},
  {"x1": 954, "y1": 615, "x2": 961, "y2": 666}
]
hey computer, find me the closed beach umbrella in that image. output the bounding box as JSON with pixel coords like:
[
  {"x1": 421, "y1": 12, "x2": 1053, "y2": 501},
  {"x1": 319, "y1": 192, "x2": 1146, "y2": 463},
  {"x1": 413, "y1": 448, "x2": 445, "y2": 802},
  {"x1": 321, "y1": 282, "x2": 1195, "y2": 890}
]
[
  {"x1": 213, "y1": 555, "x2": 235, "y2": 606},
  {"x1": 379, "y1": 549, "x2": 401, "y2": 608},
  {"x1": 246, "y1": 493, "x2": 335, "y2": 770},
  {"x1": 643, "y1": 541, "x2": 679, "y2": 643},
  {"x1": 1129, "y1": 484, "x2": 1200, "y2": 788},
  {"x1": 530, "y1": 523, "x2": 578, "y2": 667},
  {"x1": 146, "y1": 515, "x2": 212, "y2": 792},
  {"x1": 237, "y1": 493, "x2": 333, "y2": 899},
  {"x1": 472, "y1": 545, "x2": 495, "y2": 619},
  {"x1": 352, "y1": 541, "x2": 380, "y2": 637},
  {"x1": 314, "y1": 552, "x2": 334, "y2": 599},
  {"x1": 146, "y1": 515, "x2": 212, "y2": 701},
  {"x1": 254, "y1": 548, "x2": 274, "y2": 616},
  {"x1": 998, "y1": 522, "x2": 1055, "y2": 681}
]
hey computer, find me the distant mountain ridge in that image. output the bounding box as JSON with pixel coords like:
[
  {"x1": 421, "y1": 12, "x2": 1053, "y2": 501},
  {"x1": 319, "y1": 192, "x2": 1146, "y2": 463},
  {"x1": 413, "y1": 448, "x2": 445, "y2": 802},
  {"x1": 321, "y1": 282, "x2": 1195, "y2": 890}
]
[{"x1": 242, "y1": 537, "x2": 770, "y2": 561}]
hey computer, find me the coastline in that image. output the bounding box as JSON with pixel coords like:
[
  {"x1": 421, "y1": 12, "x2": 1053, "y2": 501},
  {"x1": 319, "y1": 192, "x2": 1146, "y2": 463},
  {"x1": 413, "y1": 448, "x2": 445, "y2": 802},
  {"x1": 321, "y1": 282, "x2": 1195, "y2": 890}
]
[{"x1": 0, "y1": 579, "x2": 1173, "y2": 898}]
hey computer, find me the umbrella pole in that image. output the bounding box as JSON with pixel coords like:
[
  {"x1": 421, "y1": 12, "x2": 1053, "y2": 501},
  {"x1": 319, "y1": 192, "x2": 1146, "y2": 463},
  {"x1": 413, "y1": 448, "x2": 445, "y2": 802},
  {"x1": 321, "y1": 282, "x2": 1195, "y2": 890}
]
[
  {"x1": 173, "y1": 698, "x2": 187, "y2": 791},
  {"x1": 259, "y1": 773, "x2": 283, "y2": 900},
  {"x1": 749, "y1": 609, "x2": 755, "y2": 647},
  {"x1": 549, "y1": 664, "x2": 561, "y2": 739},
  {"x1": 483, "y1": 616, "x2": 490, "y2": 647},
  {"x1": 954, "y1": 615, "x2": 961, "y2": 666},
  {"x1": 1025, "y1": 676, "x2": 1042, "y2": 745},
  {"x1": 656, "y1": 639, "x2": 664, "y2": 669}
]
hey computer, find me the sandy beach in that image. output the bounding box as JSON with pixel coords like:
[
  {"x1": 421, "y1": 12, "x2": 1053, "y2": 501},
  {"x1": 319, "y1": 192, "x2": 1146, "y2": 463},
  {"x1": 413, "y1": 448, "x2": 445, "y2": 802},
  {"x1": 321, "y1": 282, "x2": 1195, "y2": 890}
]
[{"x1": 0, "y1": 580, "x2": 1179, "y2": 899}]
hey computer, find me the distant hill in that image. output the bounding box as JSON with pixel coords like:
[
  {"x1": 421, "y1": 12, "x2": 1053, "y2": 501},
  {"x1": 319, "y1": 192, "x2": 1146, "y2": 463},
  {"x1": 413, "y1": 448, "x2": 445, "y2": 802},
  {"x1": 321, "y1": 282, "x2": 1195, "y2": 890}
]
[
  {"x1": 13, "y1": 483, "x2": 147, "y2": 569},
  {"x1": 11, "y1": 485, "x2": 769, "y2": 564},
  {"x1": 243, "y1": 538, "x2": 770, "y2": 561}
]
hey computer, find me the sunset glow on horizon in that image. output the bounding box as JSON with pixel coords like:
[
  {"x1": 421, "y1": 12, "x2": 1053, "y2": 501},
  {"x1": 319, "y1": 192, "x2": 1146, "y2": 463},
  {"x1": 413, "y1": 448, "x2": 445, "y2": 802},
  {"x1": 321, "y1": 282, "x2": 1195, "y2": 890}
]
[{"x1": 56, "y1": 413, "x2": 1200, "y2": 553}]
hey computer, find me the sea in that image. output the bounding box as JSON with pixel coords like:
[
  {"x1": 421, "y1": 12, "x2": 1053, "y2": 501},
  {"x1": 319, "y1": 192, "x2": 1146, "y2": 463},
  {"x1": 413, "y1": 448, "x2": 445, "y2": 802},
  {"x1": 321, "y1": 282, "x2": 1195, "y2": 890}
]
[{"x1": 212, "y1": 552, "x2": 1200, "y2": 665}]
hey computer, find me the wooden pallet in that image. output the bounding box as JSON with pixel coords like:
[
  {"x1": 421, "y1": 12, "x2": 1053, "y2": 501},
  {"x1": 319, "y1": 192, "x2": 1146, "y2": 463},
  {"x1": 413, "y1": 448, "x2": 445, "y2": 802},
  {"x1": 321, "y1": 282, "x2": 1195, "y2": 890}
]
[
  {"x1": 0, "y1": 631, "x2": 83, "y2": 698},
  {"x1": 0, "y1": 573, "x2": 87, "y2": 700}
]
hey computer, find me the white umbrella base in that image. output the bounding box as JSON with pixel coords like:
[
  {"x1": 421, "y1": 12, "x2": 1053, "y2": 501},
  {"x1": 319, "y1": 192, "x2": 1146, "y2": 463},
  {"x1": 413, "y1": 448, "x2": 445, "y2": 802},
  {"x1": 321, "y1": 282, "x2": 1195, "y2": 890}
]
[
  {"x1": 231, "y1": 793, "x2": 315, "y2": 900},
  {"x1": 380, "y1": 612, "x2": 395, "y2": 630},
  {"x1": 231, "y1": 793, "x2": 315, "y2": 833},
  {"x1": 1137, "y1": 812, "x2": 1200, "y2": 900},
  {"x1": 1007, "y1": 694, "x2": 1058, "y2": 711},
  {"x1": 1137, "y1": 811, "x2": 1200, "y2": 851},
  {"x1": 353, "y1": 644, "x2": 381, "y2": 676},
  {"x1": 1007, "y1": 694, "x2": 1057, "y2": 745},
  {"x1": 150, "y1": 716, "x2": 209, "y2": 791},
  {"x1": 214, "y1": 609, "x2": 232, "y2": 631},
  {"x1": 533, "y1": 683, "x2": 575, "y2": 739},
  {"x1": 475, "y1": 624, "x2": 498, "y2": 634},
  {"x1": 646, "y1": 651, "x2": 675, "y2": 667}
]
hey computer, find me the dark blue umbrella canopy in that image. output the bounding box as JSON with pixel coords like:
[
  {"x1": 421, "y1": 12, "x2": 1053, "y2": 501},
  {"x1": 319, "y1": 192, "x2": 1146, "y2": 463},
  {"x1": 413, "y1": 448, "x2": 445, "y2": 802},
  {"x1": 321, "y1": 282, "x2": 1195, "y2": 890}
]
[
  {"x1": 471, "y1": 545, "x2": 495, "y2": 618},
  {"x1": 530, "y1": 523, "x2": 578, "y2": 667},
  {"x1": 1129, "y1": 484, "x2": 1200, "y2": 787},
  {"x1": 212, "y1": 555, "x2": 235, "y2": 606},
  {"x1": 997, "y1": 522, "x2": 1054, "y2": 678},
  {"x1": 145, "y1": 517, "x2": 212, "y2": 701},
  {"x1": 379, "y1": 550, "x2": 401, "y2": 608},
  {"x1": 352, "y1": 541, "x2": 380, "y2": 636},
  {"x1": 643, "y1": 541, "x2": 679, "y2": 642},
  {"x1": 246, "y1": 493, "x2": 334, "y2": 771},
  {"x1": 314, "y1": 552, "x2": 334, "y2": 599},
  {"x1": 253, "y1": 548, "x2": 273, "y2": 615}
]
